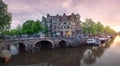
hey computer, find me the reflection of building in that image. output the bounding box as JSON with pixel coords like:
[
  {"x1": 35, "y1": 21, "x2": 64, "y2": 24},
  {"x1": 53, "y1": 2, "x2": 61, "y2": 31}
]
[{"x1": 42, "y1": 13, "x2": 82, "y2": 37}]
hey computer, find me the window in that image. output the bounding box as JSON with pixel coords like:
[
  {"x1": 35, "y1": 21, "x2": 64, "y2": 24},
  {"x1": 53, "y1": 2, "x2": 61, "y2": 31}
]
[
  {"x1": 64, "y1": 26, "x2": 66, "y2": 29},
  {"x1": 72, "y1": 22, "x2": 75, "y2": 25},
  {"x1": 67, "y1": 26, "x2": 69, "y2": 29},
  {"x1": 54, "y1": 23, "x2": 56, "y2": 24}
]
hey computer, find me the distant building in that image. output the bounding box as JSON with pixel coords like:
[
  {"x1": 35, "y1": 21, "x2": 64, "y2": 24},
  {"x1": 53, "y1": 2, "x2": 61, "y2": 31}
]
[{"x1": 42, "y1": 13, "x2": 82, "y2": 37}]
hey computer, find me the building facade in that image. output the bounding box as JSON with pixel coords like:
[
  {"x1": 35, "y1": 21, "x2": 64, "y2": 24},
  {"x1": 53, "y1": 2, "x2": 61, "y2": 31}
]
[{"x1": 42, "y1": 13, "x2": 82, "y2": 38}]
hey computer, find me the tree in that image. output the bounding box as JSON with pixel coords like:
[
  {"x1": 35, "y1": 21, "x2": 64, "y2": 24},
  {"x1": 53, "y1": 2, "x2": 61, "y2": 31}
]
[
  {"x1": 31, "y1": 20, "x2": 43, "y2": 33},
  {"x1": 1, "y1": 19, "x2": 48, "y2": 35},
  {"x1": 0, "y1": 0, "x2": 12, "y2": 33},
  {"x1": 82, "y1": 18, "x2": 96, "y2": 35},
  {"x1": 81, "y1": 18, "x2": 116, "y2": 36},
  {"x1": 16, "y1": 25, "x2": 22, "y2": 35},
  {"x1": 22, "y1": 20, "x2": 44, "y2": 34},
  {"x1": 22, "y1": 20, "x2": 34, "y2": 34},
  {"x1": 103, "y1": 26, "x2": 116, "y2": 35},
  {"x1": 96, "y1": 21, "x2": 104, "y2": 34}
]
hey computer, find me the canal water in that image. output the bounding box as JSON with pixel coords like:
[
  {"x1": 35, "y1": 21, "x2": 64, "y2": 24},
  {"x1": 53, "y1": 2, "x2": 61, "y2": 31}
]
[{"x1": 1, "y1": 36, "x2": 120, "y2": 66}]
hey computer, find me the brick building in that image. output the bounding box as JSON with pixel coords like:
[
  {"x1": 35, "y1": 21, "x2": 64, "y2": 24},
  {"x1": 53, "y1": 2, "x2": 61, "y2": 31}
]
[{"x1": 42, "y1": 13, "x2": 82, "y2": 38}]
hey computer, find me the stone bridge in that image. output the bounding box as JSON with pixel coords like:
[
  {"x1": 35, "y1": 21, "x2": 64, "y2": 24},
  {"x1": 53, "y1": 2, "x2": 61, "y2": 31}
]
[{"x1": 0, "y1": 37, "x2": 86, "y2": 52}]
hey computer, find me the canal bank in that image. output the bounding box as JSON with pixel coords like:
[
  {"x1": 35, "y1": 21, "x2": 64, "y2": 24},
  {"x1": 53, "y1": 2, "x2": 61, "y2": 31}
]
[{"x1": 0, "y1": 36, "x2": 120, "y2": 66}]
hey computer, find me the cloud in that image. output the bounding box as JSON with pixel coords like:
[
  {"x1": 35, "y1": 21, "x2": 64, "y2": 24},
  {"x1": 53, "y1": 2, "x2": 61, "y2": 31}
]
[{"x1": 4, "y1": 0, "x2": 120, "y2": 31}]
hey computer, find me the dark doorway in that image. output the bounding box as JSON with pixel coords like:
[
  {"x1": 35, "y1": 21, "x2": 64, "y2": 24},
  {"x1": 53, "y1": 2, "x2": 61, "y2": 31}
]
[
  {"x1": 35, "y1": 40, "x2": 53, "y2": 50},
  {"x1": 59, "y1": 40, "x2": 67, "y2": 47}
]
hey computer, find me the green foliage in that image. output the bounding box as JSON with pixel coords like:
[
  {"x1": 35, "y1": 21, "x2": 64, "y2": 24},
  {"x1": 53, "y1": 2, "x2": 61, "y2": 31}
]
[
  {"x1": 1, "y1": 29, "x2": 22, "y2": 35},
  {"x1": 82, "y1": 18, "x2": 97, "y2": 35},
  {"x1": 31, "y1": 20, "x2": 43, "y2": 33},
  {"x1": 103, "y1": 26, "x2": 116, "y2": 35},
  {"x1": 82, "y1": 18, "x2": 116, "y2": 35},
  {"x1": 95, "y1": 21, "x2": 104, "y2": 34},
  {"x1": 0, "y1": 0, "x2": 12, "y2": 33},
  {"x1": 22, "y1": 20, "x2": 48, "y2": 34},
  {"x1": 22, "y1": 20, "x2": 34, "y2": 34},
  {"x1": 1, "y1": 19, "x2": 49, "y2": 35}
]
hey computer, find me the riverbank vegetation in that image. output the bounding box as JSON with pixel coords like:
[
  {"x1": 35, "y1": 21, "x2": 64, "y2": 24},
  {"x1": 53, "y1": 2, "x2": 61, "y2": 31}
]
[
  {"x1": 1, "y1": 20, "x2": 48, "y2": 35},
  {"x1": 81, "y1": 18, "x2": 117, "y2": 36},
  {"x1": 0, "y1": 0, "x2": 12, "y2": 33}
]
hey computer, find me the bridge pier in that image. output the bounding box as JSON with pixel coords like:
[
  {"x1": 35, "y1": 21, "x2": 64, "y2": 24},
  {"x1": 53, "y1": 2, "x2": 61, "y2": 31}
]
[{"x1": 26, "y1": 45, "x2": 34, "y2": 53}]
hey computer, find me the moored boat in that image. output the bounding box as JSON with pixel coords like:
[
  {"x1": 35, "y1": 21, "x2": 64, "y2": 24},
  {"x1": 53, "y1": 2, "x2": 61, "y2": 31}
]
[
  {"x1": 98, "y1": 37, "x2": 109, "y2": 43},
  {"x1": 86, "y1": 38, "x2": 101, "y2": 45}
]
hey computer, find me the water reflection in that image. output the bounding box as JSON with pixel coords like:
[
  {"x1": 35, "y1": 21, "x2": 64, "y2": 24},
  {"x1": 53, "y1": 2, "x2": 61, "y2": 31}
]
[
  {"x1": 111, "y1": 36, "x2": 120, "y2": 47},
  {"x1": 0, "y1": 36, "x2": 118, "y2": 66},
  {"x1": 81, "y1": 36, "x2": 116, "y2": 66}
]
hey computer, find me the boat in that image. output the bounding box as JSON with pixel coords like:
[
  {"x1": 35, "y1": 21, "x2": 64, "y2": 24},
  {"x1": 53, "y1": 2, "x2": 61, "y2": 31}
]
[
  {"x1": 98, "y1": 37, "x2": 108, "y2": 43},
  {"x1": 0, "y1": 50, "x2": 11, "y2": 63},
  {"x1": 98, "y1": 35, "x2": 113, "y2": 43},
  {"x1": 86, "y1": 38, "x2": 101, "y2": 45}
]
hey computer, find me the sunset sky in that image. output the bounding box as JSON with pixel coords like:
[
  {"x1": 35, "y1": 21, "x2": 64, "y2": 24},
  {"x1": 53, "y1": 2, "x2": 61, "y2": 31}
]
[{"x1": 4, "y1": 0, "x2": 120, "y2": 32}]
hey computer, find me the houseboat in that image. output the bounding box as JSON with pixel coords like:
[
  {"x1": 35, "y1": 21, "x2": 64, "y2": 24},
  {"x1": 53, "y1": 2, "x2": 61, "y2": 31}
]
[{"x1": 87, "y1": 38, "x2": 101, "y2": 45}]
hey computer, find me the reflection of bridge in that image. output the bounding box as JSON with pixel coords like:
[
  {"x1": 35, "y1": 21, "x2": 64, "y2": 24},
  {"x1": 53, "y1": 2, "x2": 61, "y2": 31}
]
[{"x1": 1, "y1": 37, "x2": 86, "y2": 52}]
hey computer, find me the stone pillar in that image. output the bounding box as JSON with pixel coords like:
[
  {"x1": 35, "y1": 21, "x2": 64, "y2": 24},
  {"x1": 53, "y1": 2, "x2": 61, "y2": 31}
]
[
  {"x1": 26, "y1": 45, "x2": 32, "y2": 53},
  {"x1": 25, "y1": 45, "x2": 29, "y2": 52}
]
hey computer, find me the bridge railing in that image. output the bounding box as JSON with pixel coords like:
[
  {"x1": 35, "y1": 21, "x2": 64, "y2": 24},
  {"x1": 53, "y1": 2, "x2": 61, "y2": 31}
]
[
  {"x1": 1, "y1": 36, "x2": 63, "y2": 41},
  {"x1": 0, "y1": 34, "x2": 85, "y2": 42}
]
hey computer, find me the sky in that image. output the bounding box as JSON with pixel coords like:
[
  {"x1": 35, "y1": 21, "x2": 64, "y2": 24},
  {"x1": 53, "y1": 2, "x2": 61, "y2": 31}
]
[{"x1": 4, "y1": 0, "x2": 120, "y2": 32}]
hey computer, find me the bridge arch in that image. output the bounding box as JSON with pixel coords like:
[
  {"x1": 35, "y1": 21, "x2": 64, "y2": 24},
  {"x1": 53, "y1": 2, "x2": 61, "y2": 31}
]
[
  {"x1": 12, "y1": 42, "x2": 27, "y2": 52},
  {"x1": 18, "y1": 42, "x2": 27, "y2": 52},
  {"x1": 33, "y1": 39, "x2": 54, "y2": 50},
  {"x1": 58, "y1": 40, "x2": 67, "y2": 47}
]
